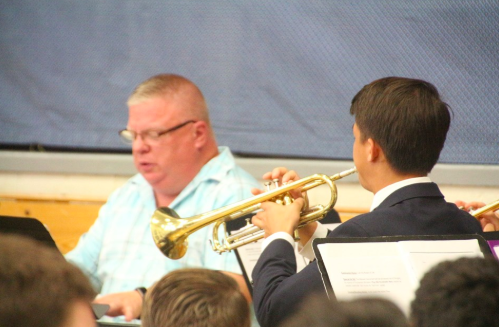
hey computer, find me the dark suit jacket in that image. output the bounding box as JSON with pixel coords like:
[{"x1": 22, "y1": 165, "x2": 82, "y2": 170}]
[{"x1": 252, "y1": 182, "x2": 482, "y2": 327}]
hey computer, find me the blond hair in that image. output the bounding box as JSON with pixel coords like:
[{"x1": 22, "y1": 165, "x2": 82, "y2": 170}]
[
  {"x1": 127, "y1": 74, "x2": 210, "y2": 124},
  {"x1": 142, "y1": 268, "x2": 250, "y2": 327}
]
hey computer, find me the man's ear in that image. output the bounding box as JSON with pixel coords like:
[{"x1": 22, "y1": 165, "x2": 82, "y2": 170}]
[
  {"x1": 366, "y1": 138, "x2": 379, "y2": 162},
  {"x1": 193, "y1": 121, "x2": 208, "y2": 149}
]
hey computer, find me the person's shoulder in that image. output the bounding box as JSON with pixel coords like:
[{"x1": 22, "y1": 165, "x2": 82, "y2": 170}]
[
  {"x1": 446, "y1": 203, "x2": 483, "y2": 230},
  {"x1": 207, "y1": 147, "x2": 258, "y2": 184},
  {"x1": 210, "y1": 167, "x2": 259, "y2": 199},
  {"x1": 328, "y1": 213, "x2": 374, "y2": 237},
  {"x1": 218, "y1": 153, "x2": 259, "y2": 188},
  {"x1": 345, "y1": 210, "x2": 382, "y2": 222},
  {"x1": 229, "y1": 165, "x2": 259, "y2": 184},
  {"x1": 105, "y1": 174, "x2": 151, "y2": 202}
]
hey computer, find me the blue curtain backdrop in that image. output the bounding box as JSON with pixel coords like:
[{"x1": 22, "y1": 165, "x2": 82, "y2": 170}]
[{"x1": 1, "y1": 0, "x2": 498, "y2": 163}]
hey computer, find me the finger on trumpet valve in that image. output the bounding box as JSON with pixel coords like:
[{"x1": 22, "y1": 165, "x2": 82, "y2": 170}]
[
  {"x1": 264, "y1": 181, "x2": 272, "y2": 191},
  {"x1": 283, "y1": 193, "x2": 293, "y2": 205},
  {"x1": 272, "y1": 178, "x2": 280, "y2": 188}
]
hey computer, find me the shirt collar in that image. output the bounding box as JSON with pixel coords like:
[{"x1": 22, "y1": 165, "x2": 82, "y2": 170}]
[
  {"x1": 370, "y1": 176, "x2": 432, "y2": 211},
  {"x1": 170, "y1": 146, "x2": 234, "y2": 208}
]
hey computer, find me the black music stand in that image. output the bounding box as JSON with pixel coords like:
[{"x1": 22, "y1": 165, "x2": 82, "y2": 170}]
[{"x1": 0, "y1": 215, "x2": 59, "y2": 251}]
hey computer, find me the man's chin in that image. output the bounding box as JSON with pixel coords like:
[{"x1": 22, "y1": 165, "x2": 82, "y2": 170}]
[{"x1": 140, "y1": 171, "x2": 162, "y2": 186}]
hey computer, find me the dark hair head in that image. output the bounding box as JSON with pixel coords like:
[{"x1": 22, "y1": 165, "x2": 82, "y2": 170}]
[
  {"x1": 0, "y1": 234, "x2": 96, "y2": 327},
  {"x1": 281, "y1": 293, "x2": 409, "y2": 327},
  {"x1": 411, "y1": 256, "x2": 499, "y2": 327},
  {"x1": 141, "y1": 268, "x2": 250, "y2": 327},
  {"x1": 350, "y1": 77, "x2": 451, "y2": 175}
]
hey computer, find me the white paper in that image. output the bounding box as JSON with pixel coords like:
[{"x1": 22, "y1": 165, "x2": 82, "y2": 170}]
[
  {"x1": 234, "y1": 238, "x2": 264, "y2": 285},
  {"x1": 396, "y1": 239, "x2": 482, "y2": 285},
  {"x1": 234, "y1": 223, "x2": 340, "y2": 285},
  {"x1": 493, "y1": 244, "x2": 499, "y2": 258},
  {"x1": 316, "y1": 239, "x2": 484, "y2": 315}
]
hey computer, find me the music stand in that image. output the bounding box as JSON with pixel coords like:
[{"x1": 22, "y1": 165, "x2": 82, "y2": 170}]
[{"x1": 0, "y1": 215, "x2": 59, "y2": 252}]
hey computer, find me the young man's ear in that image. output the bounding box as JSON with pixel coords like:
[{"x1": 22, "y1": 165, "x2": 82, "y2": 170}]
[
  {"x1": 193, "y1": 121, "x2": 208, "y2": 149},
  {"x1": 366, "y1": 138, "x2": 380, "y2": 162}
]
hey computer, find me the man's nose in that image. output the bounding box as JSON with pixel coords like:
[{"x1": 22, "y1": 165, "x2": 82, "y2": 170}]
[{"x1": 132, "y1": 134, "x2": 150, "y2": 152}]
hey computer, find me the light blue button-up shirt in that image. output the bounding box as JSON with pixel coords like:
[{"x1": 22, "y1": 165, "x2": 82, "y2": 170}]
[{"x1": 66, "y1": 146, "x2": 260, "y2": 296}]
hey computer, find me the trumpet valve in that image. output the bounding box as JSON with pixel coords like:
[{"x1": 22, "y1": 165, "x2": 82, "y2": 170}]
[{"x1": 293, "y1": 229, "x2": 300, "y2": 242}]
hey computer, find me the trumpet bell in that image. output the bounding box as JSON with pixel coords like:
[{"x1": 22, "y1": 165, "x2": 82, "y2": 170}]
[{"x1": 151, "y1": 207, "x2": 188, "y2": 260}]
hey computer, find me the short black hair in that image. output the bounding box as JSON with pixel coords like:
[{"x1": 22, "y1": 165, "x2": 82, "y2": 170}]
[
  {"x1": 350, "y1": 77, "x2": 451, "y2": 175},
  {"x1": 281, "y1": 293, "x2": 409, "y2": 327},
  {"x1": 411, "y1": 256, "x2": 499, "y2": 327}
]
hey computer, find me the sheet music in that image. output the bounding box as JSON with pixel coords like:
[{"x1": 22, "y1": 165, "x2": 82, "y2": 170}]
[
  {"x1": 235, "y1": 223, "x2": 340, "y2": 286},
  {"x1": 397, "y1": 239, "x2": 482, "y2": 285},
  {"x1": 316, "y1": 239, "x2": 483, "y2": 315}
]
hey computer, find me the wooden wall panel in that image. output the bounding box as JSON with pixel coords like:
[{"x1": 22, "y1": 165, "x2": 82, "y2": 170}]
[{"x1": 0, "y1": 195, "x2": 104, "y2": 254}]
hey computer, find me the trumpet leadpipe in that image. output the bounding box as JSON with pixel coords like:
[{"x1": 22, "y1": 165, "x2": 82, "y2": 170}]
[
  {"x1": 301, "y1": 167, "x2": 357, "y2": 192},
  {"x1": 469, "y1": 199, "x2": 499, "y2": 218}
]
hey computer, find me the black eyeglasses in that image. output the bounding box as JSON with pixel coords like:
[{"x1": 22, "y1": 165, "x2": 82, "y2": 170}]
[{"x1": 119, "y1": 120, "x2": 197, "y2": 144}]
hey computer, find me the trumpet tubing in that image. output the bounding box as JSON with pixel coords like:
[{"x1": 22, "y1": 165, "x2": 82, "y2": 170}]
[
  {"x1": 151, "y1": 167, "x2": 357, "y2": 260},
  {"x1": 469, "y1": 199, "x2": 499, "y2": 218}
]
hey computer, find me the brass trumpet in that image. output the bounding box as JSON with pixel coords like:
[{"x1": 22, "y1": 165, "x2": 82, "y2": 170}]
[
  {"x1": 151, "y1": 167, "x2": 357, "y2": 260},
  {"x1": 469, "y1": 199, "x2": 499, "y2": 218}
]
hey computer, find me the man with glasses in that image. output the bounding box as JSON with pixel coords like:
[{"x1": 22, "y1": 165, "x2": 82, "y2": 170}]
[{"x1": 66, "y1": 74, "x2": 259, "y2": 323}]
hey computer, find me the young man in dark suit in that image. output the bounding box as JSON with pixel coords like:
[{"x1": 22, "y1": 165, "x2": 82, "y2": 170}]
[{"x1": 250, "y1": 77, "x2": 483, "y2": 327}]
